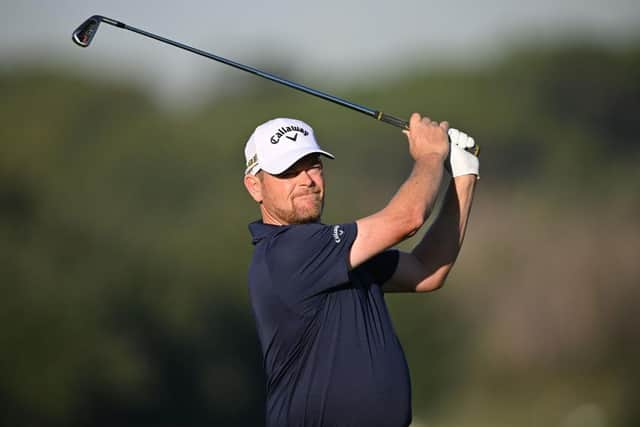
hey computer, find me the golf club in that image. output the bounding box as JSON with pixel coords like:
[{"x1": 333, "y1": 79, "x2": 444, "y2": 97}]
[{"x1": 72, "y1": 15, "x2": 479, "y2": 156}]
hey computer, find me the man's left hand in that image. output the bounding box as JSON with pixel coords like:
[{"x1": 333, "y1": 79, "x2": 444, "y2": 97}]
[{"x1": 448, "y1": 128, "x2": 480, "y2": 178}]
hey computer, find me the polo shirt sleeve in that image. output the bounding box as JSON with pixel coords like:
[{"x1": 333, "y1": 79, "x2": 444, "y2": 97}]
[
  {"x1": 360, "y1": 249, "x2": 400, "y2": 286},
  {"x1": 265, "y1": 222, "x2": 357, "y2": 303}
]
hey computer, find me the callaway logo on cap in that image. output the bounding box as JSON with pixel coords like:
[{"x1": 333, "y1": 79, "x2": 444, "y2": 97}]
[{"x1": 244, "y1": 118, "x2": 335, "y2": 175}]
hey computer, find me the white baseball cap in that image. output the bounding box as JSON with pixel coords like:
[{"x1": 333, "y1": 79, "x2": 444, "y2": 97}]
[{"x1": 244, "y1": 118, "x2": 335, "y2": 175}]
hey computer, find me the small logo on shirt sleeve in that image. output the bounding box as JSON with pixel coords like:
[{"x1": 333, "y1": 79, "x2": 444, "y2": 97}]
[{"x1": 332, "y1": 225, "x2": 345, "y2": 243}]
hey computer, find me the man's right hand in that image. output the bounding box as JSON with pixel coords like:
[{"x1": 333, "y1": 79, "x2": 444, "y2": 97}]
[{"x1": 404, "y1": 113, "x2": 450, "y2": 162}]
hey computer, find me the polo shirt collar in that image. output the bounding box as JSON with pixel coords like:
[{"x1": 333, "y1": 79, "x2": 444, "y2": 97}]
[{"x1": 248, "y1": 220, "x2": 286, "y2": 245}]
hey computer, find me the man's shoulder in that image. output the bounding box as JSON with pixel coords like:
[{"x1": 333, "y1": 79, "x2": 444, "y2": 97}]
[
  {"x1": 250, "y1": 221, "x2": 357, "y2": 251},
  {"x1": 268, "y1": 222, "x2": 327, "y2": 247},
  {"x1": 273, "y1": 222, "x2": 355, "y2": 243},
  {"x1": 253, "y1": 222, "x2": 356, "y2": 259}
]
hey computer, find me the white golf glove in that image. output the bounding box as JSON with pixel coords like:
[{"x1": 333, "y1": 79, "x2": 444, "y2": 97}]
[{"x1": 448, "y1": 128, "x2": 479, "y2": 178}]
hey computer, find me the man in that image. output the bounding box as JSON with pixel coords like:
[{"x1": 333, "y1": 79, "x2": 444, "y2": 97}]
[{"x1": 243, "y1": 113, "x2": 479, "y2": 427}]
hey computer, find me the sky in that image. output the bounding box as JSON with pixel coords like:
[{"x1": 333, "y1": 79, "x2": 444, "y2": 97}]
[{"x1": 1, "y1": 0, "x2": 639, "y2": 105}]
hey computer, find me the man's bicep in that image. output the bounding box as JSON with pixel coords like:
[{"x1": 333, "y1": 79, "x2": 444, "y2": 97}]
[{"x1": 382, "y1": 251, "x2": 442, "y2": 293}]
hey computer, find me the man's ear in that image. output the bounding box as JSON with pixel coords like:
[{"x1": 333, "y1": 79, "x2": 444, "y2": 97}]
[{"x1": 243, "y1": 174, "x2": 263, "y2": 203}]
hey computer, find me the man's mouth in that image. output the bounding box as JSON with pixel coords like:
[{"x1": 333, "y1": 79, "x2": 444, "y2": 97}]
[{"x1": 295, "y1": 192, "x2": 321, "y2": 199}]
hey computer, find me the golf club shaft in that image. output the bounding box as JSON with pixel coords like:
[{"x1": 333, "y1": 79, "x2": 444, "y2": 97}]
[{"x1": 78, "y1": 16, "x2": 409, "y2": 129}]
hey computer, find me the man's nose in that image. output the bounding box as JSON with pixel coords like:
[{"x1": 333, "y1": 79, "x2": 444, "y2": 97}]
[{"x1": 298, "y1": 169, "x2": 315, "y2": 185}]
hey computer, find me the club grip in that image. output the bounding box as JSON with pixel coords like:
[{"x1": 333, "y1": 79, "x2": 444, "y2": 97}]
[
  {"x1": 377, "y1": 111, "x2": 480, "y2": 157},
  {"x1": 377, "y1": 112, "x2": 409, "y2": 130}
]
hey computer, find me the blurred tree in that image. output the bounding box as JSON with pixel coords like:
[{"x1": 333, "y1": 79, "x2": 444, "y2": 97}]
[{"x1": 1, "y1": 41, "x2": 638, "y2": 426}]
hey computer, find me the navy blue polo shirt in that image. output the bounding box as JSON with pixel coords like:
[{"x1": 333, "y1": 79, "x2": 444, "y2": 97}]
[{"x1": 248, "y1": 221, "x2": 411, "y2": 427}]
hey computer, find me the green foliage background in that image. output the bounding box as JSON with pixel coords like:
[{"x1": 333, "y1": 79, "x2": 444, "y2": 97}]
[{"x1": 1, "y1": 42, "x2": 639, "y2": 426}]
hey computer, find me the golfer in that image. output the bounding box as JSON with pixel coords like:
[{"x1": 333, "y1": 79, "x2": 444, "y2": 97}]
[{"x1": 243, "y1": 113, "x2": 479, "y2": 427}]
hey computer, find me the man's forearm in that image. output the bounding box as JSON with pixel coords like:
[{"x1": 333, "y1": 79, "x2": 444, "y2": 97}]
[{"x1": 411, "y1": 175, "x2": 477, "y2": 277}]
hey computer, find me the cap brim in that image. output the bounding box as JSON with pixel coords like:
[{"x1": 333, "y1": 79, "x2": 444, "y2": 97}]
[{"x1": 261, "y1": 148, "x2": 335, "y2": 175}]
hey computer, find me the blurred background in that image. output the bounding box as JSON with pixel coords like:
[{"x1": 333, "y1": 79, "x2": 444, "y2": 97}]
[{"x1": 1, "y1": 1, "x2": 639, "y2": 426}]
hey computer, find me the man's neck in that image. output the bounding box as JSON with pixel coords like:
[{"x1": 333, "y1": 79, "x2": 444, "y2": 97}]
[{"x1": 261, "y1": 207, "x2": 287, "y2": 226}]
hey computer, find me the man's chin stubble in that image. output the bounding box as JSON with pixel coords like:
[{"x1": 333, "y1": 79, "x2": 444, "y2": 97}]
[{"x1": 288, "y1": 203, "x2": 323, "y2": 224}]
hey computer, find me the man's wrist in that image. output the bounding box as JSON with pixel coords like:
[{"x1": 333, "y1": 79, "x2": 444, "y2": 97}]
[
  {"x1": 453, "y1": 174, "x2": 477, "y2": 190},
  {"x1": 415, "y1": 152, "x2": 447, "y2": 166}
]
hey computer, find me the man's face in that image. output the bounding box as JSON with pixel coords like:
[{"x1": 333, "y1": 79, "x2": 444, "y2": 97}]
[{"x1": 246, "y1": 154, "x2": 325, "y2": 225}]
